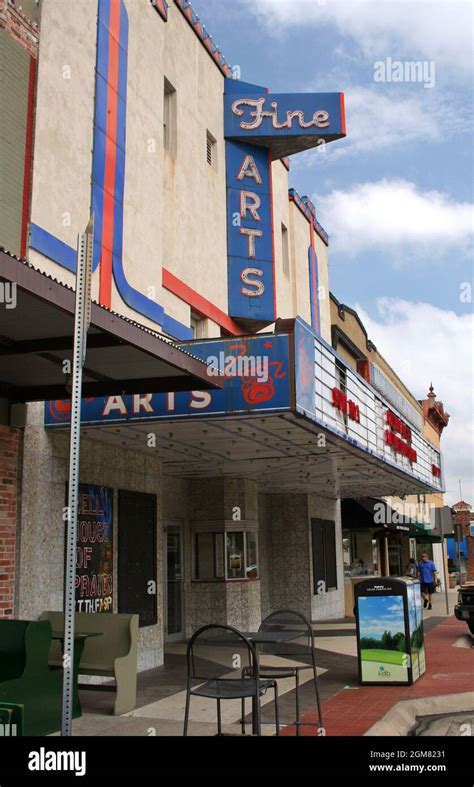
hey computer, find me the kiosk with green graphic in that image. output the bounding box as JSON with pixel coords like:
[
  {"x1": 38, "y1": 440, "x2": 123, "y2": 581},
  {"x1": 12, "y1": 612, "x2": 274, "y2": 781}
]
[{"x1": 354, "y1": 577, "x2": 426, "y2": 686}]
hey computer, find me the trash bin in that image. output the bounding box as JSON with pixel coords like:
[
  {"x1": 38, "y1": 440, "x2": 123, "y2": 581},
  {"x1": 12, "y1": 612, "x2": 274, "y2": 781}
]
[{"x1": 354, "y1": 577, "x2": 426, "y2": 686}]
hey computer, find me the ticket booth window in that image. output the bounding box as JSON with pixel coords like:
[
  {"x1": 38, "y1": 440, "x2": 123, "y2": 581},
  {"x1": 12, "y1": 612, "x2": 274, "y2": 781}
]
[{"x1": 194, "y1": 531, "x2": 258, "y2": 580}]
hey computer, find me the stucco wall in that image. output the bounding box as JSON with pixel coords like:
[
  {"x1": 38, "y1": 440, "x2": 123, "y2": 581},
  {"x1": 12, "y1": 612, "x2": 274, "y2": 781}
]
[
  {"x1": 315, "y1": 235, "x2": 331, "y2": 344},
  {"x1": 268, "y1": 493, "x2": 312, "y2": 618},
  {"x1": 259, "y1": 493, "x2": 344, "y2": 622},
  {"x1": 27, "y1": 0, "x2": 335, "y2": 340},
  {"x1": 28, "y1": 0, "x2": 228, "y2": 333},
  {"x1": 28, "y1": 0, "x2": 99, "y2": 294},
  {"x1": 272, "y1": 159, "x2": 291, "y2": 319},
  {"x1": 289, "y1": 202, "x2": 311, "y2": 327},
  {"x1": 308, "y1": 495, "x2": 344, "y2": 620}
]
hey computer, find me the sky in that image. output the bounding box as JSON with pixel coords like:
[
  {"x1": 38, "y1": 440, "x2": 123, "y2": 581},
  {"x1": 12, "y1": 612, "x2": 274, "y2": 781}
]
[{"x1": 191, "y1": 0, "x2": 474, "y2": 505}]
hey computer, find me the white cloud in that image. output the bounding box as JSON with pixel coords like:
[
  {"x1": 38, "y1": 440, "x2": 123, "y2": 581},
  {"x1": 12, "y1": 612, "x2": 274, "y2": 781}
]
[
  {"x1": 312, "y1": 87, "x2": 469, "y2": 162},
  {"x1": 339, "y1": 88, "x2": 440, "y2": 152},
  {"x1": 289, "y1": 88, "x2": 444, "y2": 167},
  {"x1": 244, "y1": 0, "x2": 473, "y2": 74},
  {"x1": 356, "y1": 299, "x2": 474, "y2": 506},
  {"x1": 316, "y1": 179, "x2": 474, "y2": 255}
]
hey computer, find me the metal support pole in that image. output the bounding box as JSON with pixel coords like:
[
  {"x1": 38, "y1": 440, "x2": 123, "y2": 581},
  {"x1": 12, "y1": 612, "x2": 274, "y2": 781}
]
[
  {"x1": 61, "y1": 219, "x2": 92, "y2": 736},
  {"x1": 441, "y1": 537, "x2": 450, "y2": 616}
]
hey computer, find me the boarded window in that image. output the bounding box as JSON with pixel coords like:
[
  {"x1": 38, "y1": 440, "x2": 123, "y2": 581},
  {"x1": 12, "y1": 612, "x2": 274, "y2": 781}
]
[
  {"x1": 118, "y1": 490, "x2": 157, "y2": 627},
  {"x1": 311, "y1": 518, "x2": 338, "y2": 594}
]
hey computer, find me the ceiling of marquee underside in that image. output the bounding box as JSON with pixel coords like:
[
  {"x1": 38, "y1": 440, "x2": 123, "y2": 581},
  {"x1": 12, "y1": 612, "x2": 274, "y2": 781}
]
[{"x1": 81, "y1": 411, "x2": 438, "y2": 499}]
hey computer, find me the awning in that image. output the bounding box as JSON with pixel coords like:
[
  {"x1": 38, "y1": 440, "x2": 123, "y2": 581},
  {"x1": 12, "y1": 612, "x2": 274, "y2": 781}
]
[
  {"x1": 342, "y1": 498, "x2": 411, "y2": 534},
  {"x1": 342, "y1": 498, "x2": 442, "y2": 541},
  {"x1": 407, "y1": 521, "x2": 442, "y2": 543},
  {"x1": 0, "y1": 249, "x2": 222, "y2": 402}
]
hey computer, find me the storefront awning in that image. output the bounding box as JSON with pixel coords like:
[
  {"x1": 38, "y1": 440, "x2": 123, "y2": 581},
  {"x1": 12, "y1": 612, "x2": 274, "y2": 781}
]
[
  {"x1": 342, "y1": 498, "x2": 411, "y2": 534},
  {"x1": 342, "y1": 498, "x2": 441, "y2": 541},
  {"x1": 0, "y1": 249, "x2": 222, "y2": 403},
  {"x1": 407, "y1": 521, "x2": 442, "y2": 543}
]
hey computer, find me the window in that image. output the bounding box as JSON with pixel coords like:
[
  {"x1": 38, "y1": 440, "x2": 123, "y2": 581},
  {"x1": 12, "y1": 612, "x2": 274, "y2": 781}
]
[
  {"x1": 226, "y1": 532, "x2": 245, "y2": 579},
  {"x1": 163, "y1": 77, "x2": 176, "y2": 156},
  {"x1": 343, "y1": 535, "x2": 352, "y2": 569},
  {"x1": 195, "y1": 533, "x2": 225, "y2": 580},
  {"x1": 281, "y1": 222, "x2": 289, "y2": 277},
  {"x1": 246, "y1": 531, "x2": 259, "y2": 579},
  {"x1": 206, "y1": 130, "x2": 217, "y2": 169},
  {"x1": 190, "y1": 311, "x2": 204, "y2": 339},
  {"x1": 194, "y1": 531, "x2": 258, "y2": 580},
  {"x1": 311, "y1": 518, "x2": 337, "y2": 594}
]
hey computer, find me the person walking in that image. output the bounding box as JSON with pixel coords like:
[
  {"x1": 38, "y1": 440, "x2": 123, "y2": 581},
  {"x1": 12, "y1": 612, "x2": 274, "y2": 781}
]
[{"x1": 418, "y1": 552, "x2": 438, "y2": 610}]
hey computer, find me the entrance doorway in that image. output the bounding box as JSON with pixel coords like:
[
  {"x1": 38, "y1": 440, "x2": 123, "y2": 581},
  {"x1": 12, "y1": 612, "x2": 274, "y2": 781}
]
[
  {"x1": 165, "y1": 525, "x2": 184, "y2": 640},
  {"x1": 388, "y1": 544, "x2": 402, "y2": 576}
]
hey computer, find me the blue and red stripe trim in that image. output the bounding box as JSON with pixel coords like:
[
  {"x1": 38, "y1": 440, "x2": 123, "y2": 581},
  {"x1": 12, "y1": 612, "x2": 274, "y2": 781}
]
[{"x1": 151, "y1": 0, "x2": 168, "y2": 21}]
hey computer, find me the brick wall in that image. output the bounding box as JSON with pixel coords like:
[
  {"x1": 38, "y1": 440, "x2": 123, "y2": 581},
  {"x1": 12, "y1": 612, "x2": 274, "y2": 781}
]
[
  {"x1": 0, "y1": 0, "x2": 39, "y2": 58},
  {"x1": 454, "y1": 506, "x2": 474, "y2": 583},
  {"x1": 0, "y1": 425, "x2": 20, "y2": 618}
]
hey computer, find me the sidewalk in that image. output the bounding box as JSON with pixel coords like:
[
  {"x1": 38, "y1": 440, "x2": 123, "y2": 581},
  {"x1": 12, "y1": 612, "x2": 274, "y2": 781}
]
[
  {"x1": 281, "y1": 591, "x2": 474, "y2": 736},
  {"x1": 65, "y1": 590, "x2": 472, "y2": 737}
]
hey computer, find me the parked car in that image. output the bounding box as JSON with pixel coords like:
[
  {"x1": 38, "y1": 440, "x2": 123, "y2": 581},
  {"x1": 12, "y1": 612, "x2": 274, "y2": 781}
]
[{"x1": 454, "y1": 582, "x2": 474, "y2": 635}]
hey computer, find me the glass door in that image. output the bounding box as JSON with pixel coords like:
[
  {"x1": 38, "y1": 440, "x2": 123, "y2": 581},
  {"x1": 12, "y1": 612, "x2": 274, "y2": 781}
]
[
  {"x1": 165, "y1": 526, "x2": 183, "y2": 640},
  {"x1": 388, "y1": 545, "x2": 402, "y2": 576}
]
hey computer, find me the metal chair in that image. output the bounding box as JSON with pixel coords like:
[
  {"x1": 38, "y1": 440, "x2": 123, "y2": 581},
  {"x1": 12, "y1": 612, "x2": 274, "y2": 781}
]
[
  {"x1": 183, "y1": 623, "x2": 279, "y2": 736},
  {"x1": 244, "y1": 609, "x2": 323, "y2": 735}
]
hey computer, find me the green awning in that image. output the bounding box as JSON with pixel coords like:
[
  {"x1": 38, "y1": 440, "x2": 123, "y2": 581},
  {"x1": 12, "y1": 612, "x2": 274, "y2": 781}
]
[{"x1": 407, "y1": 521, "x2": 442, "y2": 543}]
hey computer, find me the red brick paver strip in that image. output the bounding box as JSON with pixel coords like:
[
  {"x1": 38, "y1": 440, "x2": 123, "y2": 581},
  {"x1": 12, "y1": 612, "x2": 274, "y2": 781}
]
[{"x1": 281, "y1": 617, "x2": 473, "y2": 736}]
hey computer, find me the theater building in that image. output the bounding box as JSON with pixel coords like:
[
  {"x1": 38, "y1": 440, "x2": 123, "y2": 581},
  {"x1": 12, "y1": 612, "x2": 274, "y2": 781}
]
[{"x1": 0, "y1": 0, "x2": 446, "y2": 670}]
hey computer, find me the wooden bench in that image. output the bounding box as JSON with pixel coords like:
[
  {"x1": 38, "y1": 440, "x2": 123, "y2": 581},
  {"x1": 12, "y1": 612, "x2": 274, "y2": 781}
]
[
  {"x1": 39, "y1": 611, "x2": 139, "y2": 715},
  {"x1": 0, "y1": 619, "x2": 75, "y2": 736}
]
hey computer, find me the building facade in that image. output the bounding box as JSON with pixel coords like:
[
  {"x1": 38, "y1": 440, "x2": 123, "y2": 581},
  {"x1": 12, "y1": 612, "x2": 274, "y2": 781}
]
[
  {"x1": 0, "y1": 0, "x2": 447, "y2": 670},
  {"x1": 330, "y1": 295, "x2": 450, "y2": 606}
]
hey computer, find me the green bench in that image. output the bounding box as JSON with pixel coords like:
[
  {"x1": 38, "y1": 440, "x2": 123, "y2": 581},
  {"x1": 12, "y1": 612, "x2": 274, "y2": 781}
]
[
  {"x1": 0, "y1": 619, "x2": 79, "y2": 736},
  {"x1": 40, "y1": 611, "x2": 138, "y2": 715}
]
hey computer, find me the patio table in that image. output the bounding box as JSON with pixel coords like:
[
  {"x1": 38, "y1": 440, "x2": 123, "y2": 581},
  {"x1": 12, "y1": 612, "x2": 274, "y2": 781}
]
[{"x1": 242, "y1": 630, "x2": 302, "y2": 733}]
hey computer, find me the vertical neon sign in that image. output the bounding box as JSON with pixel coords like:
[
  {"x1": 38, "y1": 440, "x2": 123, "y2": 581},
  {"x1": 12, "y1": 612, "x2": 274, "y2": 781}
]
[{"x1": 224, "y1": 80, "x2": 276, "y2": 329}]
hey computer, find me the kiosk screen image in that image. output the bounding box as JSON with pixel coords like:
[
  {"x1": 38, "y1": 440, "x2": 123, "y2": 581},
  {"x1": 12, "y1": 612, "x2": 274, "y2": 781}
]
[{"x1": 357, "y1": 594, "x2": 409, "y2": 682}]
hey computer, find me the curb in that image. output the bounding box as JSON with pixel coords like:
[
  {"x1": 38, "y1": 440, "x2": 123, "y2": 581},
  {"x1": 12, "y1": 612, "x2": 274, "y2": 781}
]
[{"x1": 364, "y1": 691, "x2": 474, "y2": 736}]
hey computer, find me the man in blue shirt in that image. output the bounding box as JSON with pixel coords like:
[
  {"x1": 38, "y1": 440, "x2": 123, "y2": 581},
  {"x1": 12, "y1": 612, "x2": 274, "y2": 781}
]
[{"x1": 418, "y1": 552, "x2": 438, "y2": 610}]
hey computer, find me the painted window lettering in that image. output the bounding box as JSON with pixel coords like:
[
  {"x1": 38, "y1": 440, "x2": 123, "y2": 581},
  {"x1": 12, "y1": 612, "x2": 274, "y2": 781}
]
[{"x1": 232, "y1": 98, "x2": 330, "y2": 131}]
